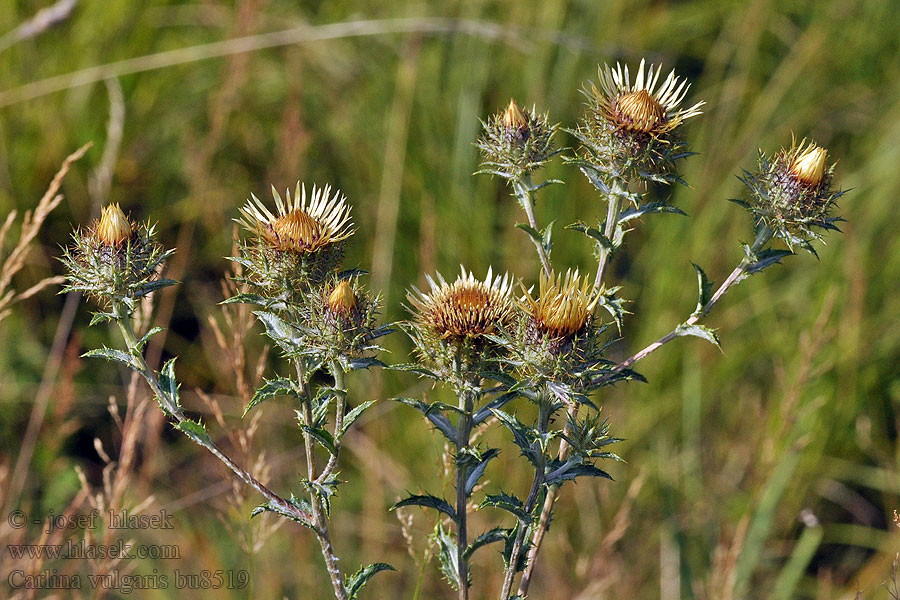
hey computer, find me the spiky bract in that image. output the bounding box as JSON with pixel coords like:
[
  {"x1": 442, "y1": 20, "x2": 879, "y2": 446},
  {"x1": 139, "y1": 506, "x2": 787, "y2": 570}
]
[
  {"x1": 62, "y1": 205, "x2": 174, "y2": 307},
  {"x1": 477, "y1": 99, "x2": 559, "y2": 181},
  {"x1": 738, "y1": 140, "x2": 844, "y2": 253}
]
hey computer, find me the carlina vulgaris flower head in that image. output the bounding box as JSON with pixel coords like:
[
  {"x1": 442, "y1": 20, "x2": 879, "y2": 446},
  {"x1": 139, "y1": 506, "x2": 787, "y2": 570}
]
[
  {"x1": 406, "y1": 266, "x2": 515, "y2": 376},
  {"x1": 513, "y1": 269, "x2": 607, "y2": 369},
  {"x1": 739, "y1": 137, "x2": 844, "y2": 252},
  {"x1": 477, "y1": 99, "x2": 558, "y2": 181},
  {"x1": 235, "y1": 182, "x2": 355, "y2": 295},
  {"x1": 577, "y1": 58, "x2": 704, "y2": 182},
  {"x1": 62, "y1": 203, "x2": 174, "y2": 306}
]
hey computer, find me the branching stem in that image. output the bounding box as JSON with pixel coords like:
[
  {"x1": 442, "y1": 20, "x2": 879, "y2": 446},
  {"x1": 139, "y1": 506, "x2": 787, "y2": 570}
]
[{"x1": 513, "y1": 176, "x2": 552, "y2": 279}]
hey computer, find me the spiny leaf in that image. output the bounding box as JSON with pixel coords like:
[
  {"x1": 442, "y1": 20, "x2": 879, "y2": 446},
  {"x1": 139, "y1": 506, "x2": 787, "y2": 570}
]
[
  {"x1": 395, "y1": 397, "x2": 457, "y2": 443},
  {"x1": 176, "y1": 419, "x2": 210, "y2": 445},
  {"x1": 465, "y1": 448, "x2": 500, "y2": 497},
  {"x1": 82, "y1": 347, "x2": 133, "y2": 368},
  {"x1": 691, "y1": 263, "x2": 714, "y2": 315},
  {"x1": 348, "y1": 357, "x2": 387, "y2": 371},
  {"x1": 433, "y1": 523, "x2": 461, "y2": 590},
  {"x1": 745, "y1": 248, "x2": 794, "y2": 275},
  {"x1": 480, "y1": 492, "x2": 530, "y2": 522},
  {"x1": 618, "y1": 202, "x2": 686, "y2": 224},
  {"x1": 159, "y1": 358, "x2": 181, "y2": 410},
  {"x1": 464, "y1": 527, "x2": 509, "y2": 561},
  {"x1": 299, "y1": 424, "x2": 337, "y2": 456},
  {"x1": 347, "y1": 563, "x2": 396, "y2": 600},
  {"x1": 89, "y1": 311, "x2": 116, "y2": 326},
  {"x1": 675, "y1": 323, "x2": 722, "y2": 350},
  {"x1": 340, "y1": 400, "x2": 377, "y2": 436},
  {"x1": 392, "y1": 494, "x2": 457, "y2": 523},
  {"x1": 244, "y1": 377, "x2": 298, "y2": 416}
]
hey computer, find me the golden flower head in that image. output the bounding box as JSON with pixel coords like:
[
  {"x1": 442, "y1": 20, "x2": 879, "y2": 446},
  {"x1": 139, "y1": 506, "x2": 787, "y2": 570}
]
[
  {"x1": 408, "y1": 266, "x2": 514, "y2": 338},
  {"x1": 327, "y1": 279, "x2": 357, "y2": 315},
  {"x1": 594, "y1": 58, "x2": 704, "y2": 135},
  {"x1": 95, "y1": 203, "x2": 133, "y2": 246},
  {"x1": 238, "y1": 183, "x2": 354, "y2": 253},
  {"x1": 521, "y1": 270, "x2": 599, "y2": 337},
  {"x1": 500, "y1": 98, "x2": 529, "y2": 131},
  {"x1": 788, "y1": 142, "x2": 828, "y2": 187}
]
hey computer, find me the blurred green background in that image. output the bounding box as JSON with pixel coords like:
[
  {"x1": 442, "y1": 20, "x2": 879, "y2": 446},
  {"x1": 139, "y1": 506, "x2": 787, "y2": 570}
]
[{"x1": 2, "y1": 0, "x2": 899, "y2": 598}]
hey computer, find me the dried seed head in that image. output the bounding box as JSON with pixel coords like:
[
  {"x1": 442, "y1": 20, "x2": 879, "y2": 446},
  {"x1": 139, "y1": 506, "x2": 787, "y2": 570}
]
[
  {"x1": 95, "y1": 203, "x2": 132, "y2": 246},
  {"x1": 408, "y1": 266, "x2": 514, "y2": 339},
  {"x1": 238, "y1": 183, "x2": 353, "y2": 254},
  {"x1": 521, "y1": 270, "x2": 598, "y2": 338},
  {"x1": 789, "y1": 143, "x2": 828, "y2": 186},
  {"x1": 501, "y1": 98, "x2": 529, "y2": 132},
  {"x1": 327, "y1": 280, "x2": 357, "y2": 315},
  {"x1": 593, "y1": 58, "x2": 704, "y2": 136}
]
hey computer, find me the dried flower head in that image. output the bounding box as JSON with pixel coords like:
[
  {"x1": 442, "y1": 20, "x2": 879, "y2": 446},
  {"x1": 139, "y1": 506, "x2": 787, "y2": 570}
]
[
  {"x1": 238, "y1": 183, "x2": 353, "y2": 254},
  {"x1": 575, "y1": 58, "x2": 704, "y2": 184},
  {"x1": 738, "y1": 139, "x2": 844, "y2": 252},
  {"x1": 96, "y1": 203, "x2": 133, "y2": 246},
  {"x1": 521, "y1": 270, "x2": 599, "y2": 339},
  {"x1": 408, "y1": 267, "x2": 514, "y2": 339},
  {"x1": 477, "y1": 100, "x2": 558, "y2": 181},
  {"x1": 62, "y1": 205, "x2": 174, "y2": 306},
  {"x1": 235, "y1": 183, "x2": 354, "y2": 297}
]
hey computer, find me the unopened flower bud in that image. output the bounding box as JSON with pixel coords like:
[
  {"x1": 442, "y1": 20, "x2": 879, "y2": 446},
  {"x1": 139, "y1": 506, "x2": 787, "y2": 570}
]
[
  {"x1": 501, "y1": 99, "x2": 529, "y2": 132},
  {"x1": 327, "y1": 280, "x2": 357, "y2": 315},
  {"x1": 615, "y1": 88, "x2": 665, "y2": 133},
  {"x1": 789, "y1": 144, "x2": 827, "y2": 186},
  {"x1": 96, "y1": 203, "x2": 132, "y2": 246}
]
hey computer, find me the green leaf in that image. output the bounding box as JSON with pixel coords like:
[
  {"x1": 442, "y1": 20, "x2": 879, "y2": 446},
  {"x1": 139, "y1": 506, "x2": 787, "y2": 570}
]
[
  {"x1": 176, "y1": 419, "x2": 210, "y2": 445},
  {"x1": 544, "y1": 458, "x2": 613, "y2": 486},
  {"x1": 220, "y1": 292, "x2": 269, "y2": 306},
  {"x1": 480, "y1": 492, "x2": 530, "y2": 522},
  {"x1": 159, "y1": 358, "x2": 181, "y2": 410},
  {"x1": 491, "y1": 409, "x2": 539, "y2": 466},
  {"x1": 618, "y1": 202, "x2": 686, "y2": 224},
  {"x1": 135, "y1": 327, "x2": 165, "y2": 352},
  {"x1": 250, "y1": 495, "x2": 316, "y2": 530},
  {"x1": 472, "y1": 392, "x2": 517, "y2": 426},
  {"x1": 745, "y1": 248, "x2": 794, "y2": 275},
  {"x1": 675, "y1": 323, "x2": 722, "y2": 350},
  {"x1": 254, "y1": 310, "x2": 301, "y2": 354},
  {"x1": 542, "y1": 220, "x2": 555, "y2": 255},
  {"x1": 691, "y1": 263, "x2": 714, "y2": 315},
  {"x1": 89, "y1": 311, "x2": 116, "y2": 326},
  {"x1": 244, "y1": 377, "x2": 297, "y2": 417},
  {"x1": 348, "y1": 357, "x2": 387, "y2": 371},
  {"x1": 299, "y1": 424, "x2": 337, "y2": 456},
  {"x1": 464, "y1": 527, "x2": 508, "y2": 561},
  {"x1": 388, "y1": 363, "x2": 440, "y2": 379},
  {"x1": 465, "y1": 448, "x2": 500, "y2": 497},
  {"x1": 433, "y1": 523, "x2": 461, "y2": 590},
  {"x1": 566, "y1": 221, "x2": 613, "y2": 250},
  {"x1": 340, "y1": 400, "x2": 376, "y2": 436},
  {"x1": 82, "y1": 347, "x2": 133, "y2": 368},
  {"x1": 347, "y1": 563, "x2": 396, "y2": 599},
  {"x1": 391, "y1": 494, "x2": 457, "y2": 523},
  {"x1": 395, "y1": 397, "x2": 457, "y2": 443}
]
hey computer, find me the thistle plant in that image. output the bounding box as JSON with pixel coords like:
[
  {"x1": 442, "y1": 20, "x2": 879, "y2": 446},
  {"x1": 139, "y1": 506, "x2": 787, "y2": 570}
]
[
  {"x1": 62, "y1": 186, "x2": 394, "y2": 600},
  {"x1": 393, "y1": 57, "x2": 843, "y2": 600}
]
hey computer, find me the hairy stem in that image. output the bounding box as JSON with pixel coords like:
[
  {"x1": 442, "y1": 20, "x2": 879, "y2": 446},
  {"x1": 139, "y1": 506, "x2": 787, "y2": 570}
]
[
  {"x1": 513, "y1": 177, "x2": 552, "y2": 279},
  {"x1": 500, "y1": 397, "x2": 549, "y2": 599},
  {"x1": 455, "y1": 387, "x2": 475, "y2": 600}
]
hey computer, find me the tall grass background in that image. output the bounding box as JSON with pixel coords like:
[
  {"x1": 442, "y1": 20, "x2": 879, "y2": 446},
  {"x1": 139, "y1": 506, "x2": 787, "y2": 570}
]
[{"x1": 1, "y1": 0, "x2": 899, "y2": 598}]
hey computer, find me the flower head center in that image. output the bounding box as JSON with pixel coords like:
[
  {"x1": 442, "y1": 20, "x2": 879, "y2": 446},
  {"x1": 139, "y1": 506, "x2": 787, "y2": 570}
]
[
  {"x1": 270, "y1": 209, "x2": 326, "y2": 252},
  {"x1": 615, "y1": 89, "x2": 665, "y2": 133}
]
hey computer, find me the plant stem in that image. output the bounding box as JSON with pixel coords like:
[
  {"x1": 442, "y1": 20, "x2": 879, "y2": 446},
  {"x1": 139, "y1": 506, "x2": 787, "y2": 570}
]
[
  {"x1": 298, "y1": 359, "x2": 349, "y2": 600},
  {"x1": 455, "y1": 386, "x2": 475, "y2": 600},
  {"x1": 110, "y1": 300, "x2": 314, "y2": 528},
  {"x1": 513, "y1": 176, "x2": 552, "y2": 279},
  {"x1": 499, "y1": 397, "x2": 549, "y2": 600},
  {"x1": 593, "y1": 177, "x2": 625, "y2": 290},
  {"x1": 520, "y1": 177, "x2": 626, "y2": 596}
]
